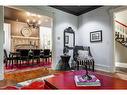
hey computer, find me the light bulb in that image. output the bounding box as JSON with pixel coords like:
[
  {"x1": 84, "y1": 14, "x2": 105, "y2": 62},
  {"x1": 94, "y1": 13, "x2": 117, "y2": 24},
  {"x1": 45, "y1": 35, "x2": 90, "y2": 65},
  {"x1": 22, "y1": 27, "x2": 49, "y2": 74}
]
[
  {"x1": 37, "y1": 15, "x2": 41, "y2": 18},
  {"x1": 38, "y1": 20, "x2": 41, "y2": 25},
  {"x1": 26, "y1": 12, "x2": 30, "y2": 16},
  {"x1": 33, "y1": 19, "x2": 36, "y2": 22},
  {"x1": 27, "y1": 19, "x2": 29, "y2": 22},
  {"x1": 32, "y1": 13, "x2": 36, "y2": 17}
]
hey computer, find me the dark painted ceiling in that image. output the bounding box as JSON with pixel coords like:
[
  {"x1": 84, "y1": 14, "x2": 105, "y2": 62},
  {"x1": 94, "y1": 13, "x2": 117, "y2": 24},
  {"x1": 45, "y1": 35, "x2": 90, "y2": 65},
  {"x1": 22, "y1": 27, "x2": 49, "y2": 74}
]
[{"x1": 51, "y1": 6, "x2": 102, "y2": 16}]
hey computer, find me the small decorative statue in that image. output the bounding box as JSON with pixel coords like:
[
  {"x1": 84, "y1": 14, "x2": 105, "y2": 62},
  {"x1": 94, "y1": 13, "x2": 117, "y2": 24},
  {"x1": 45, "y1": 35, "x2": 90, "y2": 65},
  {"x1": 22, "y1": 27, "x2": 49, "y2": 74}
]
[
  {"x1": 63, "y1": 47, "x2": 69, "y2": 55},
  {"x1": 82, "y1": 65, "x2": 92, "y2": 80}
]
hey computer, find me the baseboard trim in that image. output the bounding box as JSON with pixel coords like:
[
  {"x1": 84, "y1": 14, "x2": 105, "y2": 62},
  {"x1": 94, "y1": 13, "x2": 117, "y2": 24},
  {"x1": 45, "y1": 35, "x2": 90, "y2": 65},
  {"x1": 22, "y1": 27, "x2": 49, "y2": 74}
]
[
  {"x1": 0, "y1": 75, "x2": 4, "y2": 81},
  {"x1": 116, "y1": 62, "x2": 127, "y2": 68},
  {"x1": 95, "y1": 64, "x2": 115, "y2": 73}
]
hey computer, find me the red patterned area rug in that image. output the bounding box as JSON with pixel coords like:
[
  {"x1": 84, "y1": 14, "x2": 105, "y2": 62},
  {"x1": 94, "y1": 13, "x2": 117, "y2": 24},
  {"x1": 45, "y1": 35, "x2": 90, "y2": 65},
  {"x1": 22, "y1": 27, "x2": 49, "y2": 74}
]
[{"x1": 5, "y1": 61, "x2": 51, "y2": 73}]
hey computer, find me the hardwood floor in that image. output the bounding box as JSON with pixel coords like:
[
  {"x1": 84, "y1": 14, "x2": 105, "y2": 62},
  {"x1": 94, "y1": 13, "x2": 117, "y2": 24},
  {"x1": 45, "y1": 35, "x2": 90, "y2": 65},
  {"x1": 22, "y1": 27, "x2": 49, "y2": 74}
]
[
  {"x1": 0, "y1": 68, "x2": 127, "y2": 88},
  {"x1": 115, "y1": 67, "x2": 127, "y2": 80},
  {"x1": 0, "y1": 67, "x2": 53, "y2": 88},
  {"x1": 116, "y1": 67, "x2": 127, "y2": 73},
  {"x1": 95, "y1": 70, "x2": 127, "y2": 80},
  {"x1": 4, "y1": 67, "x2": 53, "y2": 83}
]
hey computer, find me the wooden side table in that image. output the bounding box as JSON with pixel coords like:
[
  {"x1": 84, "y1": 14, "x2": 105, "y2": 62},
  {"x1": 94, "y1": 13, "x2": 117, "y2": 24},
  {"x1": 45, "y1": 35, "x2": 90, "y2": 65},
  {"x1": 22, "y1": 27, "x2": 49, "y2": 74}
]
[{"x1": 60, "y1": 55, "x2": 71, "y2": 70}]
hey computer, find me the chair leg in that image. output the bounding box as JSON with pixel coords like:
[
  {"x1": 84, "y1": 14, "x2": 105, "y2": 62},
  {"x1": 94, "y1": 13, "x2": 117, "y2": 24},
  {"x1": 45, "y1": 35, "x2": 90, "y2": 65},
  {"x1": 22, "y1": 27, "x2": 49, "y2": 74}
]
[
  {"x1": 92, "y1": 60, "x2": 94, "y2": 72},
  {"x1": 11, "y1": 60, "x2": 14, "y2": 69},
  {"x1": 16, "y1": 60, "x2": 19, "y2": 68},
  {"x1": 43, "y1": 58, "x2": 44, "y2": 65},
  {"x1": 32, "y1": 58, "x2": 34, "y2": 66},
  {"x1": 92, "y1": 64, "x2": 94, "y2": 72},
  {"x1": 88, "y1": 64, "x2": 90, "y2": 71},
  {"x1": 38, "y1": 58, "x2": 40, "y2": 66},
  {"x1": 5, "y1": 62, "x2": 7, "y2": 68},
  {"x1": 77, "y1": 61, "x2": 80, "y2": 70},
  {"x1": 8, "y1": 60, "x2": 11, "y2": 68},
  {"x1": 46, "y1": 58, "x2": 47, "y2": 64},
  {"x1": 27, "y1": 59, "x2": 29, "y2": 66},
  {"x1": 36, "y1": 58, "x2": 38, "y2": 64},
  {"x1": 19, "y1": 60, "x2": 21, "y2": 68},
  {"x1": 5, "y1": 60, "x2": 8, "y2": 68}
]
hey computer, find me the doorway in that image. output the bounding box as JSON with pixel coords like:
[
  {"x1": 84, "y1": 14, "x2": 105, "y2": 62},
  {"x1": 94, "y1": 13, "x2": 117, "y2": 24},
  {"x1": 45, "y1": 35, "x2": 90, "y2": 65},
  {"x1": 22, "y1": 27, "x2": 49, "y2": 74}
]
[
  {"x1": 4, "y1": 6, "x2": 53, "y2": 82},
  {"x1": 114, "y1": 7, "x2": 127, "y2": 73}
]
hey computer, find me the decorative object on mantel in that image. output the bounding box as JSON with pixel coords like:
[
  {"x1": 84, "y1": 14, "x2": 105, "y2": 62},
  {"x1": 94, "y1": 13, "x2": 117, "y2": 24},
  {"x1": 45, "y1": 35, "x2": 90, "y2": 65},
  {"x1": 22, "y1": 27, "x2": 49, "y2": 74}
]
[
  {"x1": 21, "y1": 27, "x2": 32, "y2": 37},
  {"x1": 11, "y1": 36, "x2": 40, "y2": 52},
  {"x1": 90, "y1": 30, "x2": 102, "y2": 42}
]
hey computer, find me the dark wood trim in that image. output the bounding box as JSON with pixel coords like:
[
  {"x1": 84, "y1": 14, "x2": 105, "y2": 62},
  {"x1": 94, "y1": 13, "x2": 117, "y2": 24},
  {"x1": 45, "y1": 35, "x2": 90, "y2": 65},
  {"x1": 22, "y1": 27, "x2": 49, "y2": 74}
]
[
  {"x1": 115, "y1": 20, "x2": 127, "y2": 28},
  {"x1": 44, "y1": 80, "x2": 58, "y2": 89},
  {"x1": 64, "y1": 27, "x2": 75, "y2": 49}
]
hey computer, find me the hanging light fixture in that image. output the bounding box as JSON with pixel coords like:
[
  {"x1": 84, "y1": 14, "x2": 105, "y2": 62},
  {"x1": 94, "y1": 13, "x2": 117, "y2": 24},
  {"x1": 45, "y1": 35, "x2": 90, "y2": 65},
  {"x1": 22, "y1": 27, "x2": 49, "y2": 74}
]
[{"x1": 26, "y1": 12, "x2": 42, "y2": 29}]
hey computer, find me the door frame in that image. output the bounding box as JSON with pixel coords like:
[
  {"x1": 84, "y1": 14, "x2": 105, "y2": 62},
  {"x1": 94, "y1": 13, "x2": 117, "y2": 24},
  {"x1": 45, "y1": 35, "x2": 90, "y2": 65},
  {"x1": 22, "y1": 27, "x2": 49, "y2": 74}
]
[{"x1": 109, "y1": 6, "x2": 127, "y2": 72}]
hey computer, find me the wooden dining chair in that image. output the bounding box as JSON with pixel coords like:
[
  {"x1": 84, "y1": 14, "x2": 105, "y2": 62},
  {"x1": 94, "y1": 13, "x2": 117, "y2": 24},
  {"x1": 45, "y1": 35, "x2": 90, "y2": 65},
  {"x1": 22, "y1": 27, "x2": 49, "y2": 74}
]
[{"x1": 4, "y1": 49, "x2": 18, "y2": 69}]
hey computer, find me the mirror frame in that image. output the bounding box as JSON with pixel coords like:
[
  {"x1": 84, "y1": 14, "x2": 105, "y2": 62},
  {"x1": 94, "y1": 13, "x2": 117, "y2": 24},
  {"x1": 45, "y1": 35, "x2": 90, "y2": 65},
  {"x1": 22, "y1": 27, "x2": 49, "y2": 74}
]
[{"x1": 64, "y1": 27, "x2": 75, "y2": 49}]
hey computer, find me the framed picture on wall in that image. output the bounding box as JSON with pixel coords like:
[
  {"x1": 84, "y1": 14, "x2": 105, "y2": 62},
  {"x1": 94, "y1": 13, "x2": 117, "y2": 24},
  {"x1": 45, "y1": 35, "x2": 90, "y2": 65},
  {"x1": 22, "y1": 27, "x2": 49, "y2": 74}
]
[{"x1": 90, "y1": 30, "x2": 102, "y2": 42}]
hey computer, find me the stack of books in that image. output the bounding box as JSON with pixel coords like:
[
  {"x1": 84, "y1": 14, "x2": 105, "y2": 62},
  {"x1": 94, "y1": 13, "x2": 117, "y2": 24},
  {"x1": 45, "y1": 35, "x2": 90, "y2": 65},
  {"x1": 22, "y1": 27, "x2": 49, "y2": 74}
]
[{"x1": 74, "y1": 75, "x2": 101, "y2": 86}]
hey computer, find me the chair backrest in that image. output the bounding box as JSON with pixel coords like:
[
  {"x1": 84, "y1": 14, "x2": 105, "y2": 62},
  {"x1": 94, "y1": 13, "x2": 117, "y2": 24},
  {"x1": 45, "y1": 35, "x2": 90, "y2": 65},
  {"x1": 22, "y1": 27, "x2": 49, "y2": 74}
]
[
  {"x1": 17, "y1": 49, "x2": 29, "y2": 57},
  {"x1": 43, "y1": 49, "x2": 50, "y2": 55},
  {"x1": 73, "y1": 46, "x2": 92, "y2": 61},
  {"x1": 32, "y1": 49, "x2": 41, "y2": 56},
  {"x1": 4, "y1": 49, "x2": 8, "y2": 58}
]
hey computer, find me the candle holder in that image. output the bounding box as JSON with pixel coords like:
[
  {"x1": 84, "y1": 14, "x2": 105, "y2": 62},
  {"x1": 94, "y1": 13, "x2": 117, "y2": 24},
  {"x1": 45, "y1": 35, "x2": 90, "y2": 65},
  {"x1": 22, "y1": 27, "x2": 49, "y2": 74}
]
[{"x1": 82, "y1": 65, "x2": 92, "y2": 80}]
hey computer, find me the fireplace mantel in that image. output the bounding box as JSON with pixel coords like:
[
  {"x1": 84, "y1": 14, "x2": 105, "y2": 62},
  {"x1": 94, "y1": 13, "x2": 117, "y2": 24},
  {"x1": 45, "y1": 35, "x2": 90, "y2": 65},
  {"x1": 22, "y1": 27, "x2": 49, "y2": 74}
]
[{"x1": 11, "y1": 36, "x2": 40, "y2": 52}]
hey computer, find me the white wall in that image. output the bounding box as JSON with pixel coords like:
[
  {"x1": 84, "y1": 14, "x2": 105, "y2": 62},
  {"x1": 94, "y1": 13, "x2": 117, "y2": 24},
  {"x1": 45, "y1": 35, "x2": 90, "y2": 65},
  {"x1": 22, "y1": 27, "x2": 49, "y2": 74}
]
[
  {"x1": 78, "y1": 6, "x2": 114, "y2": 72},
  {"x1": 0, "y1": 6, "x2": 4, "y2": 80},
  {"x1": 115, "y1": 9, "x2": 127, "y2": 25},
  {"x1": 115, "y1": 41, "x2": 127, "y2": 63},
  {"x1": 50, "y1": 8, "x2": 78, "y2": 69},
  {"x1": 3, "y1": 23, "x2": 11, "y2": 56}
]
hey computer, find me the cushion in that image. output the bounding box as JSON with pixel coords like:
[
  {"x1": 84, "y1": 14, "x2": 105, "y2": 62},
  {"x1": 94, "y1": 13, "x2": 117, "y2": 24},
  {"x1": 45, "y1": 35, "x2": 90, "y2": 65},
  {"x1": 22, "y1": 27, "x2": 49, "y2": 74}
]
[{"x1": 78, "y1": 50, "x2": 89, "y2": 60}]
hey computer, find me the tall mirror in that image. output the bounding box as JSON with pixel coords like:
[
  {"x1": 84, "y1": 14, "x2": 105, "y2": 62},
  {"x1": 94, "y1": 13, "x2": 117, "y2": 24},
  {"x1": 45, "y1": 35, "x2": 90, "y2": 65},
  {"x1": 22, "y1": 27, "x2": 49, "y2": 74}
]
[{"x1": 64, "y1": 27, "x2": 75, "y2": 49}]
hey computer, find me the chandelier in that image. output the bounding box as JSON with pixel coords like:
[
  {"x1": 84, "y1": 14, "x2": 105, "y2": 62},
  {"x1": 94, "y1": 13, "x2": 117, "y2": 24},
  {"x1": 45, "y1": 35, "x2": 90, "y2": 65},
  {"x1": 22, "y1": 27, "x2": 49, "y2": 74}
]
[{"x1": 26, "y1": 12, "x2": 41, "y2": 29}]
